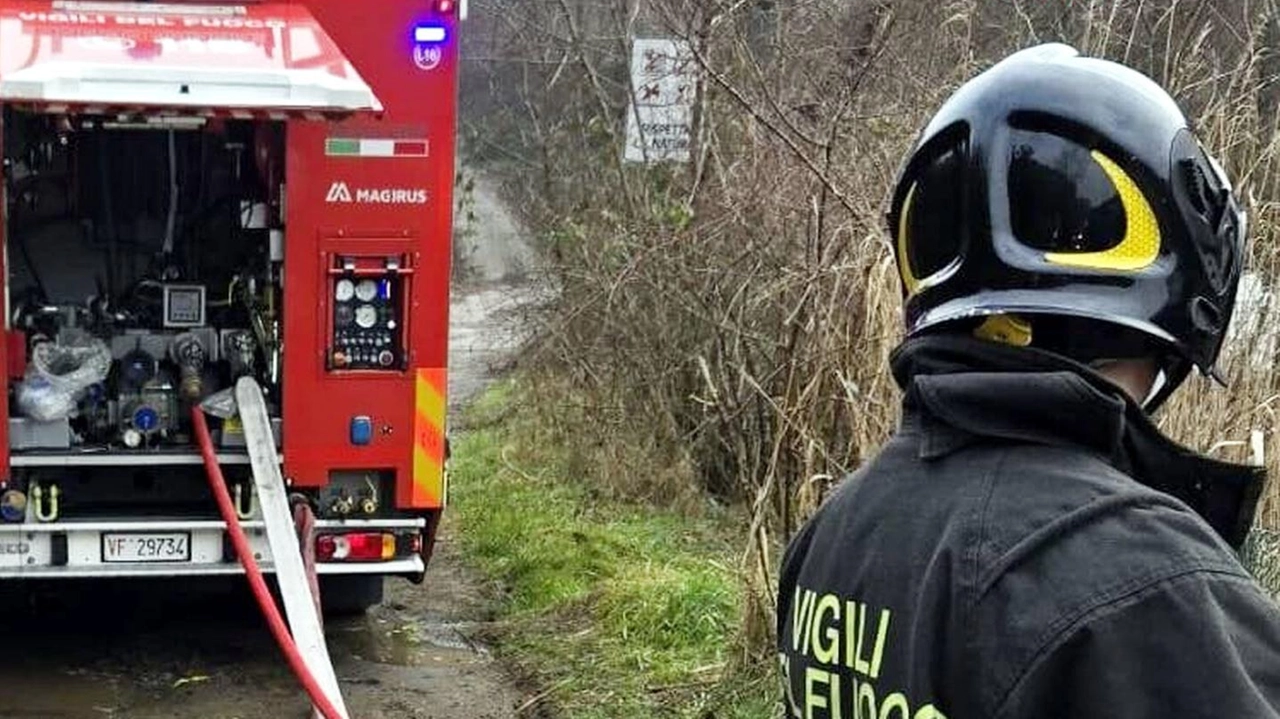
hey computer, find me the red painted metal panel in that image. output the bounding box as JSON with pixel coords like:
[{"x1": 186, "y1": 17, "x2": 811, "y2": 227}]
[
  {"x1": 282, "y1": 0, "x2": 456, "y2": 505},
  {"x1": 6, "y1": 331, "x2": 24, "y2": 382}
]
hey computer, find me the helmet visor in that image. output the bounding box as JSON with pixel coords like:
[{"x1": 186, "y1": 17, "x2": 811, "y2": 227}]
[
  {"x1": 1007, "y1": 129, "x2": 1159, "y2": 271},
  {"x1": 898, "y1": 142, "x2": 966, "y2": 291}
]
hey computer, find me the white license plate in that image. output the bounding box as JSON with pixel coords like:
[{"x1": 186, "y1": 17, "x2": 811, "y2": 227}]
[{"x1": 102, "y1": 533, "x2": 191, "y2": 563}]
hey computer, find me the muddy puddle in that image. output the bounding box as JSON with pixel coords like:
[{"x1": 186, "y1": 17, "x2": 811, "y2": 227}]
[
  {"x1": 328, "y1": 608, "x2": 487, "y2": 668},
  {"x1": 0, "y1": 561, "x2": 518, "y2": 718},
  {"x1": 0, "y1": 668, "x2": 123, "y2": 717}
]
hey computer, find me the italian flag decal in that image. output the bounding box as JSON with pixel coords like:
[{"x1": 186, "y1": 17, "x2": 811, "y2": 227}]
[{"x1": 326, "y1": 138, "x2": 429, "y2": 158}]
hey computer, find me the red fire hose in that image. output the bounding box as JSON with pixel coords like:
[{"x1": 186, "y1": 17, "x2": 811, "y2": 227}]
[
  {"x1": 192, "y1": 407, "x2": 345, "y2": 719},
  {"x1": 294, "y1": 500, "x2": 323, "y2": 621}
]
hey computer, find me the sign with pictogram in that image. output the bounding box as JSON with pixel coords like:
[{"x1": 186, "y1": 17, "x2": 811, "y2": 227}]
[{"x1": 624, "y1": 37, "x2": 697, "y2": 164}]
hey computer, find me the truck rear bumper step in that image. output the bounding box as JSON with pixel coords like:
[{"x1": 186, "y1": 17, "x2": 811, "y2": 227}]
[
  {"x1": 0, "y1": 517, "x2": 426, "y2": 578},
  {"x1": 0, "y1": 558, "x2": 423, "y2": 579}
]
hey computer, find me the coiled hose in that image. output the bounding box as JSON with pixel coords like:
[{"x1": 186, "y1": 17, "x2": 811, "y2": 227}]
[{"x1": 192, "y1": 407, "x2": 345, "y2": 719}]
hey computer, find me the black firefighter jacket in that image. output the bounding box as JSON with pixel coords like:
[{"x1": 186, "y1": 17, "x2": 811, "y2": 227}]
[{"x1": 777, "y1": 334, "x2": 1280, "y2": 718}]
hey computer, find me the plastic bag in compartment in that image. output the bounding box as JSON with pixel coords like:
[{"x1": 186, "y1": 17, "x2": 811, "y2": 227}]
[
  {"x1": 199, "y1": 387, "x2": 239, "y2": 419},
  {"x1": 17, "y1": 330, "x2": 112, "y2": 422}
]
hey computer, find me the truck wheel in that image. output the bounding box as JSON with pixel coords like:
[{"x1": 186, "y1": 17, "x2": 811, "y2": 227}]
[{"x1": 320, "y1": 576, "x2": 384, "y2": 616}]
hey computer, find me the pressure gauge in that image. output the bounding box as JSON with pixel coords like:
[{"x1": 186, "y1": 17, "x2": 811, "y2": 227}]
[
  {"x1": 335, "y1": 279, "x2": 355, "y2": 302},
  {"x1": 354, "y1": 304, "x2": 378, "y2": 329},
  {"x1": 355, "y1": 279, "x2": 378, "y2": 302},
  {"x1": 334, "y1": 304, "x2": 355, "y2": 327}
]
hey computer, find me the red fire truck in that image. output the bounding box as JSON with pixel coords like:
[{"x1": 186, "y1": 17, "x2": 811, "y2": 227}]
[{"x1": 0, "y1": 0, "x2": 458, "y2": 612}]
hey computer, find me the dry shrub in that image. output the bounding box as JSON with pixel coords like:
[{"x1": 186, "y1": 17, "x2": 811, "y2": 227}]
[{"x1": 461, "y1": 0, "x2": 1280, "y2": 657}]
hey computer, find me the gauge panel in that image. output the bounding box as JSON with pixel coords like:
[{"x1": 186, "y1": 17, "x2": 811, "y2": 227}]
[{"x1": 331, "y1": 274, "x2": 402, "y2": 370}]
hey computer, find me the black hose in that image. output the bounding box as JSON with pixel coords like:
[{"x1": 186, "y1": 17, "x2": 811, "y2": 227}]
[
  {"x1": 7, "y1": 205, "x2": 68, "y2": 304},
  {"x1": 98, "y1": 133, "x2": 118, "y2": 300},
  {"x1": 15, "y1": 231, "x2": 48, "y2": 302}
]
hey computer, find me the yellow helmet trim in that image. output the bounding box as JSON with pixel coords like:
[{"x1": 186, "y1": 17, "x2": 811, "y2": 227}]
[
  {"x1": 973, "y1": 314, "x2": 1033, "y2": 346},
  {"x1": 1044, "y1": 151, "x2": 1160, "y2": 271},
  {"x1": 897, "y1": 183, "x2": 921, "y2": 294}
]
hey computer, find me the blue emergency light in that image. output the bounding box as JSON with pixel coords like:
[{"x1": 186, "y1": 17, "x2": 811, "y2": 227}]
[{"x1": 415, "y1": 25, "x2": 447, "y2": 43}]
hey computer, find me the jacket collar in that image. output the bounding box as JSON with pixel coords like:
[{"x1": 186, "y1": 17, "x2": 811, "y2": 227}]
[
  {"x1": 908, "y1": 370, "x2": 1127, "y2": 462},
  {"x1": 891, "y1": 334, "x2": 1266, "y2": 549}
]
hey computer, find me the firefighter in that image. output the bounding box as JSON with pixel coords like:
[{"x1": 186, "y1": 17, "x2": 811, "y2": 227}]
[{"x1": 777, "y1": 43, "x2": 1280, "y2": 717}]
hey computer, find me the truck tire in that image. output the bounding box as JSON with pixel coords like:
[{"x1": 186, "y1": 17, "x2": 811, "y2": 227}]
[{"x1": 320, "y1": 576, "x2": 384, "y2": 616}]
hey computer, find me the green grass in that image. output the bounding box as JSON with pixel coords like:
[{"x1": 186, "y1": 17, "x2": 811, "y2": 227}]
[{"x1": 448, "y1": 381, "x2": 777, "y2": 718}]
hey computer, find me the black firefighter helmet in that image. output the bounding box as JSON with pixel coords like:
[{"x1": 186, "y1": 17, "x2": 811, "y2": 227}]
[{"x1": 887, "y1": 43, "x2": 1247, "y2": 408}]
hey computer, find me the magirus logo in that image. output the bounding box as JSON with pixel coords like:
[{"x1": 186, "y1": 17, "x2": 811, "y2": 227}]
[{"x1": 325, "y1": 181, "x2": 428, "y2": 205}]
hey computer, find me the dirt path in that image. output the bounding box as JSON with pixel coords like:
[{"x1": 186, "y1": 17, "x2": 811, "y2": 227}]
[
  {"x1": 0, "y1": 171, "x2": 533, "y2": 719},
  {"x1": 449, "y1": 171, "x2": 542, "y2": 406},
  {"x1": 0, "y1": 557, "x2": 520, "y2": 719}
]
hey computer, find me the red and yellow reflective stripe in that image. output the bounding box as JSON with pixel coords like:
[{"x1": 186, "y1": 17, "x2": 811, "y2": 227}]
[{"x1": 412, "y1": 368, "x2": 447, "y2": 508}]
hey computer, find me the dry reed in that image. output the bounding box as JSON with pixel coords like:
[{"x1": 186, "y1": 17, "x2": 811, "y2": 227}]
[{"x1": 461, "y1": 0, "x2": 1280, "y2": 654}]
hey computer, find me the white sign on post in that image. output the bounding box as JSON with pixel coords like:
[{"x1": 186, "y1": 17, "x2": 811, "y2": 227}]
[{"x1": 624, "y1": 38, "x2": 696, "y2": 164}]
